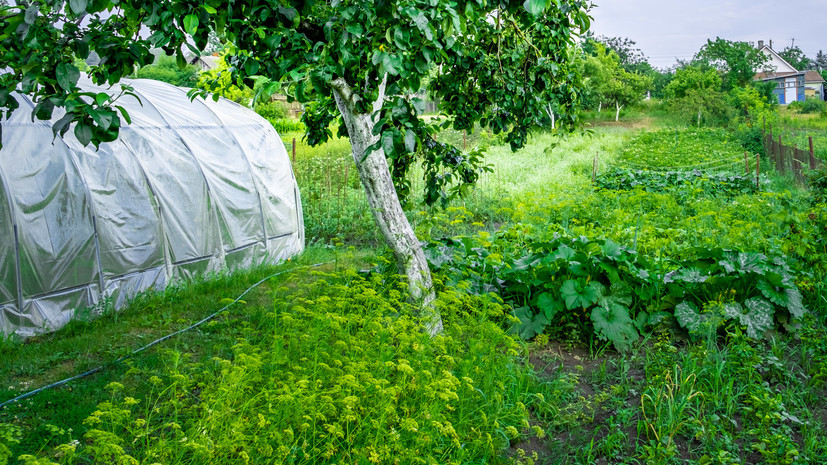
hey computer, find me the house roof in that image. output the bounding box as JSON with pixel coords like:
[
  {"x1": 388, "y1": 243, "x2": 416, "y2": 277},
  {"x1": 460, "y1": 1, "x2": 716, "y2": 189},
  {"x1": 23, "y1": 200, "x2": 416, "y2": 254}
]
[
  {"x1": 804, "y1": 70, "x2": 825, "y2": 83},
  {"x1": 754, "y1": 71, "x2": 806, "y2": 82}
]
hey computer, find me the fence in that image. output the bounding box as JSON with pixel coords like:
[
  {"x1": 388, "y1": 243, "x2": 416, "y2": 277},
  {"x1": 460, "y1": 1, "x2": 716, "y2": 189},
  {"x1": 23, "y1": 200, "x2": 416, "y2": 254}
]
[{"x1": 763, "y1": 122, "x2": 822, "y2": 184}]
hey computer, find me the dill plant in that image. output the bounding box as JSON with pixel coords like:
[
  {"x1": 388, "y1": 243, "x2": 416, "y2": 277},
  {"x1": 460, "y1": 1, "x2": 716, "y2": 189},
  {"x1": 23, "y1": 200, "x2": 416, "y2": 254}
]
[{"x1": 23, "y1": 270, "x2": 546, "y2": 464}]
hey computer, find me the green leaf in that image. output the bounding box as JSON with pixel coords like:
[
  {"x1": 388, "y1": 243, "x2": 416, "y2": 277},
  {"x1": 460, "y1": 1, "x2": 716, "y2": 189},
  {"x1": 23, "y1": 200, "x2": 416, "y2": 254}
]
[
  {"x1": 560, "y1": 279, "x2": 600, "y2": 310},
  {"x1": 601, "y1": 239, "x2": 622, "y2": 260},
  {"x1": 514, "y1": 306, "x2": 550, "y2": 340},
  {"x1": 345, "y1": 24, "x2": 363, "y2": 37},
  {"x1": 183, "y1": 14, "x2": 199, "y2": 35},
  {"x1": 536, "y1": 292, "x2": 562, "y2": 320},
  {"x1": 202, "y1": 5, "x2": 217, "y2": 14},
  {"x1": 785, "y1": 288, "x2": 806, "y2": 319},
  {"x1": 69, "y1": 0, "x2": 88, "y2": 15},
  {"x1": 55, "y1": 63, "x2": 80, "y2": 92},
  {"x1": 757, "y1": 280, "x2": 787, "y2": 307},
  {"x1": 591, "y1": 303, "x2": 638, "y2": 351},
  {"x1": 74, "y1": 121, "x2": 93, "y2": 146},
  {"x1": 523, "y1": 0, "x2": 547, "y2": 16},
  {"x1": 404, "y1": 129, "x2": 416, "y2": 153},
  {"x1": 24, "y1": 4, "x2": 38, "y2": 25},
  {"x1": 741, "y1": 297, "x2": 774, "y2": 339},
  {"x1": 95, "y1": 92, "x2": 110, "y2": 106},
  {"x1": 674, "y1": 301, "x2": 704, "y2": 333},
  {"x1": 51, "y1": 113, "x2": 75, "y2": 139}
]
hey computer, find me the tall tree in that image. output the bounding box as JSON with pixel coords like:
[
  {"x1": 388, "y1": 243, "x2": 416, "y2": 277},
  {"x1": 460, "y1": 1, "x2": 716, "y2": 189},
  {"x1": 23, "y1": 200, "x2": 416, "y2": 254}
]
[
  {"x1": 695, "y1": 37, "x2": 770, "y2": 91},
  {"x1": 815, "y1": 50, "x2": 827, "y2": 71},
  {"x1": 779, "y1": 45, "x2": 811, "y2": 70},
  {"x1": 0, "y1": 0, "x2": 591, "y2": 333}
]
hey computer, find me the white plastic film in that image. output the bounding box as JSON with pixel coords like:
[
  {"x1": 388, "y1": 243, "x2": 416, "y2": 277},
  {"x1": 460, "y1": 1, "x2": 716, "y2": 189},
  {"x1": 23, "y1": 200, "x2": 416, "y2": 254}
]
[{"x1": 0, "y1": 79, "x2": 304, "y2": 337}]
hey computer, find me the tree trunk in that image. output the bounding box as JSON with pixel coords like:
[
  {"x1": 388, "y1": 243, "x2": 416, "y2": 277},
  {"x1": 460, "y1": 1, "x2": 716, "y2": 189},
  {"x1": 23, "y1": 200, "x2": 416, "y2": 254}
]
[
  {"x1": 330, "y1": 78, "x2": 443, "y2": 335},
  {"x1": 598, "y1": 102, "x2": 602, "y2": 112},
  {"x1": 697, "y1": 109, "x2": 702, "y2": 128},
  {"x1": 615, "y1": 101, "x2": 622, "y2": 122}
]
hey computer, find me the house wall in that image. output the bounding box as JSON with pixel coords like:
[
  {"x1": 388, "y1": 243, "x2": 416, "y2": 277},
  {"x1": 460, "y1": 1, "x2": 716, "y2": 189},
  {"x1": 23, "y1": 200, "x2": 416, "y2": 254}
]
[
  {"x1": 805, "y1": 82, "x2": 824, "y2": 100},
  {"x1": 769, "y1": 75, "x2": 805, "y2": 104},
  {"x1": 761, "y1": 47, "x2": 797, "y2": 73}
]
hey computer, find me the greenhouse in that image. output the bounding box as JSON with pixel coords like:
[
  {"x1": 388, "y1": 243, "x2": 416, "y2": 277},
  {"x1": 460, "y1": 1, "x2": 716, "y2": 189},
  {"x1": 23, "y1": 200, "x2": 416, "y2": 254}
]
[{"x1": 0, "y1": 78, "x2": 304, "y2": 337}]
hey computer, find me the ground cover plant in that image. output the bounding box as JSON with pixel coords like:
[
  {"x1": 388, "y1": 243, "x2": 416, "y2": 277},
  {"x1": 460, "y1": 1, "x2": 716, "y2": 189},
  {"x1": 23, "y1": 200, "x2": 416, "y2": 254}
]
[{"x1": 617, "y1": 128, "x2": 747, "y2": 172}]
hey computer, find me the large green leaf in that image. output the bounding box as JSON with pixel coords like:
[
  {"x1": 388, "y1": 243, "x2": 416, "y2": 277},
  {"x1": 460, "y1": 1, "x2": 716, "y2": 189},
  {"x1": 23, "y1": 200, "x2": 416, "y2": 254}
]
[
  {"x1": 741, "y1": 297, "x2": 774, "y2": 339},
  {"x1": 523, "y1": 0, "x2": 548, "y2": 16},
  {"x1": 674, "y1": 301, "x2": 704, "y2": 333},
  {"x1": 55, "y1": 63, "x2": 80, "y2": 92},
  {"x1": 514, "y1": 306, "x2": 550, "y2": 340},
  {"x1": 785, "y1": 288, "x2": 806, "y2": 319},
  {"x1": 591, "y1": 303, "x2": 638, "y2": 351},
  {"x1": 536, "y1": 291, "x2": 563, "y2": 320},
  {"x1": 560, "y1": 279, "x2": 600, "y2": 310}
]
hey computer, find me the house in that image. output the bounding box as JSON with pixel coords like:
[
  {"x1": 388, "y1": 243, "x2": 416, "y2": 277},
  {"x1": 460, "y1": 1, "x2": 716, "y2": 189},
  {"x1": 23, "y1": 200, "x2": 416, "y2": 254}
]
[
  {"x1": 804, "y1": 70, "x2": 825, "y2": 101},
  {"x1": 753, "y1": 40, "x2": 813, "y2": 104}
]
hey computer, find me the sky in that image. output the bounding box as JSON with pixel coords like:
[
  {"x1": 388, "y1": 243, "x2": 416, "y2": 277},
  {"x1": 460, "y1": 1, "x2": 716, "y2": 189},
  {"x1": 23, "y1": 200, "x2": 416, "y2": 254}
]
[{"x1": 589, "y1": 0, "x2": 827, "y2": 69}]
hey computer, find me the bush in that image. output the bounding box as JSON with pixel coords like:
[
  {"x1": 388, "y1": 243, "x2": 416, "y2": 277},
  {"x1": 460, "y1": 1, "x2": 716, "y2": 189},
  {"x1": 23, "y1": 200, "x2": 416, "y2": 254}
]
[
  {"x1": 794, "y1": 97, "x2": 826, "y2": 114},
  {"x1": 269, "y1": 118, "x2": 306, "y2": 133},
  {"x1": 734, "y1": 124, "x2": 763, "y2": 155},
  {"x1": 254, "y1": 100, "x2": 288, "y2": 120}
]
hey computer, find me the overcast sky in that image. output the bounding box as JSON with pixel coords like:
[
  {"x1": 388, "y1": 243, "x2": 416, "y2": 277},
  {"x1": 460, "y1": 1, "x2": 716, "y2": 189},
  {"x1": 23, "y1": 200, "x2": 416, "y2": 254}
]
[{"x1": 589, "y1": 0, "x2": 827, "y2": 69}]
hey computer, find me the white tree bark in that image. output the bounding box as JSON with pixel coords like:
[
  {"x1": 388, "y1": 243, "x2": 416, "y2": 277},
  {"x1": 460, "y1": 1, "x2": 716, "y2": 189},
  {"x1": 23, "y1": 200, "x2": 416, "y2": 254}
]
[
  {"x1": 330, "y1": 78, "x2": 443, "y2": 335},
  {"x1": 615, "y1": 101, "x2": 622, "y2": 122}
]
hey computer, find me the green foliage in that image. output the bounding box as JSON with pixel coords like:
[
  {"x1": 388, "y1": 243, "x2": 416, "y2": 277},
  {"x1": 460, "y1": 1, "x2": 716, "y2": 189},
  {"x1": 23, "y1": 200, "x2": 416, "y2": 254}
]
[
  {"x1": 271, "y1": 118, "x2": 306, "y2": 134},
  {"x1": 617, "y1": 128, "x2": 744, "y2": 170},
  {"x1": 134, "y1": 55, "x2": 199, "y2": 87},
  {"x1": 596, "y1": 168, "x2": 757, "y2": 198},
  {"x1": 582, "y1": 43, "x2": 652, "y2": 118},
  {"x1": 0, "y1": 423, "x2": 20, "y2": 465},
  {"x1": 664, "y1": 66, "x2": 731, "y2": 127},
  {"x1": 789, "y1": 97, "x2": 826, "y2": 114},
  {"x1": 778, "y1": 45, "x2": 811, "y2": 71},
  {"x1": 17, "y1": 271, "x2": 544, "y2": 464},
  {"x1": 695, "y1": 37, "x2": 771, "y2": 91}
]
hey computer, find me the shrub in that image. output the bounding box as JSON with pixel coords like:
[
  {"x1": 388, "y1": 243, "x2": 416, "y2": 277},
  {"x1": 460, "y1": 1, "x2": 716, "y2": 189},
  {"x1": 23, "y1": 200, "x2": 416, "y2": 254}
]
[
  {"x1": 269, "y1": 118, "x2": 306, "y2": 134},
  {"x1": 254, "y1": 100, "x2": 288, "y2": 120},
  {"x1": 796, "y1": 97, "x2": 826, "y2": 114}
]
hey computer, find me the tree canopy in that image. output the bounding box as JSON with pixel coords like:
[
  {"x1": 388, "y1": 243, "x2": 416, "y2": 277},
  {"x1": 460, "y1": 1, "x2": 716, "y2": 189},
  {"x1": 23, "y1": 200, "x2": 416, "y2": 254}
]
[
  {"x1": 582, "y1": 43, "x2": 651, "y2": 121},
  {"x1": 694, "y1": 38, "x2": 769, "y2": 91},
  {"x1": 779, "y1": 45, "x2": 811, "y2": 71}
]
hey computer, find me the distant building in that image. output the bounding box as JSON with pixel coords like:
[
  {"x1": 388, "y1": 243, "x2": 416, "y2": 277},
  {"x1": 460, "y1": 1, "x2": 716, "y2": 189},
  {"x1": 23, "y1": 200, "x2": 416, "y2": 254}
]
[{"x1": 752, "y1": 40, "x2": 823, "y2": 104}]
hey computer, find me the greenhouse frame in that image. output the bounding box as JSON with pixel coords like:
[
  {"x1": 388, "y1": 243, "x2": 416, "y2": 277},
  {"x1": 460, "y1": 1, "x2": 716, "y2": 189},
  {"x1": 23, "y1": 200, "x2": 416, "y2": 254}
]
[{"x1": 0, "y1": 79, "x2": 304, "y2": 337}]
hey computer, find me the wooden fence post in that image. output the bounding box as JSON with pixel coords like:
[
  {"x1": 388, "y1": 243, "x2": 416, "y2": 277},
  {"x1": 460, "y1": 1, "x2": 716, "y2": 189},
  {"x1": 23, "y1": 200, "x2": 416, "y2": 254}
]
[
  {"x1": 793, "y1": 144, "x2": 803, "y2": 184},
  {"x1": 292, "y1": 138, "x2": 296, "y2": 162},
  {"x1": 778, "y1": 135, "x2": 784, "y2": 173},
  {"x1": 756, "y1": 154, "x2": 760, "y2": 190},
  {"x1": 810, "y1": 136, "x2": 817, "y2": 169}
]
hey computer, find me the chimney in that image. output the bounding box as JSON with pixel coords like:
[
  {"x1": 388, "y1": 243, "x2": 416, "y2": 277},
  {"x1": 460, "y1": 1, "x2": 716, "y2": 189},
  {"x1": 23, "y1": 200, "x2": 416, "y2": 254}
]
[
  {"x1": 770, "y1": 39, "x2": 773, "y2": 50},
  {"x1": 758, "y1": 40, "x2": 764, "y2": 48}
]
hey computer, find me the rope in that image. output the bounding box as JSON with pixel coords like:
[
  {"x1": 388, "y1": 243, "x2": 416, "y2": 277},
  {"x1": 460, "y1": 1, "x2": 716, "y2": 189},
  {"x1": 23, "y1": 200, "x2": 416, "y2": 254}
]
[
  {"x1": 615, "y1": 158, "x2": 744, "y2": 173},
  {"x1": 0, "y1": 261, "x2": 330, "y2": 411}
]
